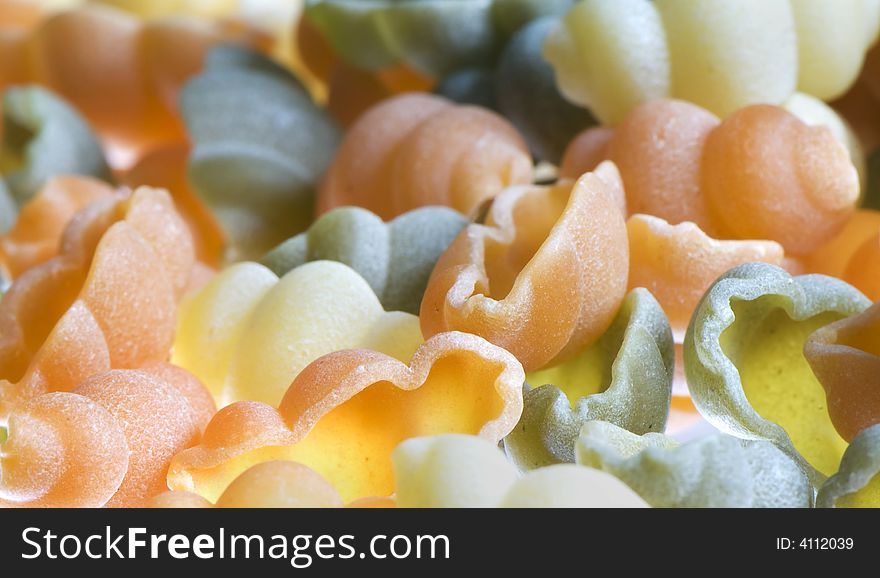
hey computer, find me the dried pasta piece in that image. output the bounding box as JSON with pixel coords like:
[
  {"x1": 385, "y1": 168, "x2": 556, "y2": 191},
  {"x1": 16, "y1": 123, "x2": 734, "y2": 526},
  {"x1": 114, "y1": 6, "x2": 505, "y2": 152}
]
[
  {"x1": 393, "y1": 434, "x2": 647, "y2": 508},
  {"x1": 325, "y1": 61, "x2": 392, "y2": 128},
  {"x1": 816, "y1": 424, "x2": 880, "y2": 508},
  {"x1": 576, "y1": 420, "x2": 813, "y2": 507},
  {"x1": 298, "y1": 6, "x2": 435, "y2": 117},
  {"x1": 153, "y1": 461, "x2": 344, "y2": 509},
  {"x1": 559, "y1": 99, "x2": 859, "y2": 255},
  {"x1": 558, "y1": 127, "x2": 614, "y2": 183},
  {"x1": 95, "y1": 0, "x2": 296, "y2": 73},
  {"x1": 606, "y1": 100, "x2": 719, "y2": 232},
  {"x1": 781, "y1": 92, "x2": 866, "y2": 190},
  {"x1": 790, "y1": 0, "x2": 880, "y2": 101},
  {"x1": 841, "y1": 233, "x2": 880, "y2": 300},
  {"x1": 295, "y1": 12, "x2": 337, "y2": 90},
  {"x1": 805, "y1": 209, "x2": 880, "y2": 278},
  {"x1": 394, "y1": 434, "x2": 519, "y2": 508},
  {"x1": 652, "y1": 0, "x2": 797, "y2": 117},
  {"x1": 804, "y1": 301, "x2": 880, "y2": 441},
  {"x1": 0, "y1": 392, "x2": 129, "y2": 508},
  {"x1": 182, "y1": 45, "x2": 340, "y2": 259},
  {"x1": 172, "y1": 260, "x2": 423, "y2": 407},
  {"x1": 684, "y1": 262, "x2": 870, "y2": 484},
  {"x1": 0, "y1": 177, "x2": 14, "y2": 234},
  {"x1": 139, "y1": 361, "x2": 216, "y2": 434},
  {"x1": 2, "y1": 4, "x2": 263, "y2": 167},
  {"x1": 0, "y1": 186, "x2": 195, "y2": 423},
  {"x1": 121, "y1": 144, "x2": 225, "y2": 266},
  {"x1": 317, "y1": 93, "x2": 532, "y2": 220},
  {"x1": 1, "y1": 86, "x2": 111, "y2": 202},
  {"x1": 493, "y1": 17, "x2": 596, "y2": 164},
  {"x1": 499, "y1": 464, "x2": 648, "y2": 508},
  {"x1": 150, "y1": 491, "x2": 213, "y2": 508},
  {"x1": 74, "y1": 369, "x2": 204, "y2": 507},
  {"x1": 504, "y1": 288, "x2": 673, "y2": 470},
  {"x1": 261, "y1": 206, "x2": 467, "y2": 315},
  {"x1": 0, "y1": 364, "x2": 210, "y2": 508},
  {"x1": 627, "y1": 214, "x2": 785, "y2": 334},
  {"x1": 491, "y1": 0, "x2": 574, "y2": 38},
  {"x1": 545, "y1": 0, "x2": 878, "y2": 122},
  {"x1": 304, "y1": 0, "x2": 498, "y2": 77},
  {"x1": 436, "y1": 68, "x2": 496, "y2": 110},
  {"x1": 167, "y1": 332, "x2": 525, "y2": 503},
  {"x1": 433, "y1": 14, "x2": 598, "y2": 166},
  {"x1": 420, "y1": 162, "x2": 628, "y2": 372},
  {"x1": 0, "y1": 176, "x2": 115, "y2": 279},
  {"x1": 702, "y1": 105, "x2": 858, "y2": 256},
  {"x1": 153, "y1": 465, "x2": 396, "y2": 508},
  {"x1": 544, "y1": 0, "x2": 670, "y2": 125},
  {"x1": 215, "y1": 461, "x2": 343, "y2": 508}
]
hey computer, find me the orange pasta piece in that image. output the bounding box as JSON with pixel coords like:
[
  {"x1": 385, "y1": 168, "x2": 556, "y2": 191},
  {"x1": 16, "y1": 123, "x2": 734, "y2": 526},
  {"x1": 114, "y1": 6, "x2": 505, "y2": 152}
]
[
  {"x1": 167, "y1": 332, "x2": 524, "y2": 503},
  {"x1": 702, "y1": 105, "x2": 858, "y2": 255},
  {"x1": 805, "y1": 301, "x2": 880, "y2": 441},
  {"x1": 326, "y1": 61, "x2": 391, "y2": 128},
  {"x1": 627, "y1": 214, "x2": 785, "y2": 334},
  {"x1": 0, "y1": 0, "x2": 43, "y2": 29},
  {"x1": 607, "y1": 100, "x2": 720, "y2": 233},
  {"x1": 0, "y1": 365, "x2": 212, "y2": 507},
  {"x1": 560, "y1": 100, "x2": 859, "y2": 256},
  {"x1": 0, "y1": 392, "x2": 128, "y2": 508},
  {"x1": 295, "y1": 13, "x2": 338, "y2": 86},
  {"x1": 842, "y1": 232, "x2": 880, "y2": 300},
  {"x1": 806, "y1": 209, "x2": 880, "y2": 277},
  {"x1": 214, "y1": 461, "x2": 343, "y2": 508},
  {"x1": 0, "y1": 186, "x2": 194, "y2": 423},
  {"x1": 2, "y1": 5, "x2": 262, "y2": 168},
  {"x1": 121, "y1": 144, "x2": 225, "y2": 266},
  {"x1": 558, "y1": 127, "x2": 614, "y2": 182},
  {"x1": 557, "y1": 102, "x2": 734, "y2": 236},
  {"x1": 421, "y1": 162, "x2": 628, "y2": 371},
  {"x1": 0, "y1": 175, "x2": 115, "y2": 279},
  {"x1": 152, "y1": 460, "x2": 390, "y2": 508},
  {"x1": 74, "y1": 369, "x2": 205, "y2": 507},
  {"x1": 318, "y1": 93, "x2": 533, "y2": 219}
]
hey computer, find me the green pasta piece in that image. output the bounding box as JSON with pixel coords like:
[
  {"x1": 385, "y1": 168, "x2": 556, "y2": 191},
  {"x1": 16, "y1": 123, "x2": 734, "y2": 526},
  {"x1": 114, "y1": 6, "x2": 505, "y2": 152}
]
[
  {"x1": 576, "y1": 420, "x2": 814, "y2": 508},
  {"x1": 504, "y1": 288, "x2": 673, "y2": 470},
  {"x1": 0, "y1": 176, "x2": 15, "y2": 234},
  {"x1": 182, "y1": 44, "x2": 341, "y2": 260},
  {"x1": 490, "y1": 0, "x2": 575, "y2": 38},
  {"x1": 817, "y1": 424, "x2": 880, "y2": 508},
  {"x1": 435, "y1": 68, "x2": 497, "y2": 110},
  {"x1": 0, "y1": 86, "x2": 110, "y2": 203},
  {"x1": 305, "y1": 0, "x2": 499, "y2": 76},
  {"x1": 684, "y1": 262, "x2": 870, "y2": 486},
  {"x1": 494, "y1": 17, "x2": 596, "y2": 163},
  {"x1": 261, "y1": 205, "x2": 467, "y2": 314}
]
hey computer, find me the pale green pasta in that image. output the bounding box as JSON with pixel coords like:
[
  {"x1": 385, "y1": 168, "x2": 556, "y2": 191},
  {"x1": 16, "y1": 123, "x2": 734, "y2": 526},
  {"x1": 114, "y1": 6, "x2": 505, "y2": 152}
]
[
  {"x1": 182, "y1": 45, "x2": 341, "y2": 260},
  {"x1": 0, "y1": 86, "x2": 110, "y2": 203},
  {"x1": 684, "y1": 262, "x2": 869, "y2": 486},
  {"x1": 0, "y1": 177, "x2": 15, "y2": 234},
  {"x1": 261, "y1": 205, "x2": 466, "y2": 314},
  {"x1": 576, "y1": 420, "x2": 813, "y2": 507},
  {"x1": 817, "y1": 424, "x2": 880, "y2": 508},
  {"x1": 305, "y1": 0, "x2": 499, "y2": 76},
  {"x1": 504, "y1": 288, "x2": 673, "y2": 470}
]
